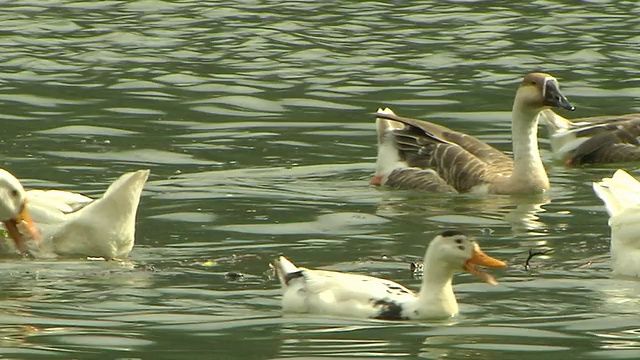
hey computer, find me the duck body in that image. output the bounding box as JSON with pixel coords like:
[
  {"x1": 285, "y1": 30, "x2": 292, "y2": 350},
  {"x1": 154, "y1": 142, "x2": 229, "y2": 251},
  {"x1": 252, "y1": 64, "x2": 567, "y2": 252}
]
[
  {"x1": 593, "y1": 170, "x2": 640, "y2": 277},
  {"x1": 1, "y1": 169, "x2": 150, "y2": 258},
  {"x1": 542, "y1": 110, "x2": 640, "y2": 166},
  {"x1": 273, "y1": 231, "x2": 506, "y2": 320},
  {"x1": 371, "y1": 73, "x2": 575, "y2": 194},
  {"x1": 274, "y1": 258, "x2": 424, "y2": 320}
]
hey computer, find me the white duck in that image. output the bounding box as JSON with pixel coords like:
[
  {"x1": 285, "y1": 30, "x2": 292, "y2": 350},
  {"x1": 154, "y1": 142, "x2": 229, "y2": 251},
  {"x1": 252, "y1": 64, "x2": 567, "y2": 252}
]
[
  {"x1": 0, "y1": 169, "x2": 149, "y2": 259},
  {"x1": 593, "y1": 169, "x2": 640, "y2": 277},
  {"x1": 371, "y1": 72, "x2": 575, "y2": 194},
  {"x1": 273, "y1": 230, "x2": 506, "y2": 320},
  {"x1": 541, "y1": 110, "x2": 640, "y2": 166}
]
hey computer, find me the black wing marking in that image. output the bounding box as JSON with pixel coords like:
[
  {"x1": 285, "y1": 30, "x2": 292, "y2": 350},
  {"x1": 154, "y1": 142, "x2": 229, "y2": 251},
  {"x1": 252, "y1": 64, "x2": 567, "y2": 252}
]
[
  {"x1": 284, "y1": 270, "x2": 304, "y2": 285},
  {"x1": 372, "y1": 299, "x2": 408, "y2": 321}
]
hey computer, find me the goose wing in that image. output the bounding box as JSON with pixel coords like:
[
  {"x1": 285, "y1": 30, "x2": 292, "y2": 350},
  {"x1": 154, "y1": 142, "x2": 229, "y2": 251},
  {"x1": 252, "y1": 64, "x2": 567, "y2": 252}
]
[
  {"x1": 376, "y1": 109, "x2": 512, "y2": 192},
  {"x1": 569, "y1": 128, "x2": 640, "y2": 165},
  {"x1": 542, "y1": 110, "x2": 640, "y2": 164}
]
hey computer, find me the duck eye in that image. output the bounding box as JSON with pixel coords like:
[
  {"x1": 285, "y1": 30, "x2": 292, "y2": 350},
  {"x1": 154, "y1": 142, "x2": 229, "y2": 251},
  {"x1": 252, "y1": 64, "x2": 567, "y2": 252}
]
[
  {"x1": 10, "y1": 189, "x2": 19, "y2": 197},
  {"x1": 531, "y1": 81, "x2": 537, "y2": 85},
  {"x1": 455, "y1": 238, "x2": 463, "y2": 244},
  {"x1": 458, "y1": 245, "x2": 465, "y2": 251}
]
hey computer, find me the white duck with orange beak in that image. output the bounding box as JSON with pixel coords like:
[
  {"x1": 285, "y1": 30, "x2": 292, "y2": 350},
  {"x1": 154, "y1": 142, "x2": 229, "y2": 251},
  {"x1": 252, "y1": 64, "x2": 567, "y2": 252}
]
[
  {"x1": 0, "y1": 169, "x2": 149, "y2": 259},
  {"x1": 0, "y1": 169, "x2": 40, "y2": 254},
  {"x1": 273, "y1": 231, "x2": 507, "y2": 320}
]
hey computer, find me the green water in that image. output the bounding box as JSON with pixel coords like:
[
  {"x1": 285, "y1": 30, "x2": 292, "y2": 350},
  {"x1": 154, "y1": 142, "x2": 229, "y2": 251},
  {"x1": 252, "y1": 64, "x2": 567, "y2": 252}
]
[{"x1": 1, "y1": 1, "x2": 640, "y2": 359}]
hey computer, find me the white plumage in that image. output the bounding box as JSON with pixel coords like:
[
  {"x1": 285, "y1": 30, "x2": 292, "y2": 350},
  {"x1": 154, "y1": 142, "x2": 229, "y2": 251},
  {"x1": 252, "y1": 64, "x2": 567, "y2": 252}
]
[
  {"x1": 273, "y1": 231, "x2": 506, "y2": 320},
  {"x1": 593, "y1": 169, "x2": 640, "y2": 277},
  {"x1": 0, "y1": 169, "x2": 149, "y2": 259}
]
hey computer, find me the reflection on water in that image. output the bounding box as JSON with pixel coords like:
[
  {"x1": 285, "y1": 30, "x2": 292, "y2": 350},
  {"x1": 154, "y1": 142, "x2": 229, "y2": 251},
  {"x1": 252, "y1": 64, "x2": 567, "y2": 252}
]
[{"x1": 1, "y1": 0, "x2": 640, "y2": 358}]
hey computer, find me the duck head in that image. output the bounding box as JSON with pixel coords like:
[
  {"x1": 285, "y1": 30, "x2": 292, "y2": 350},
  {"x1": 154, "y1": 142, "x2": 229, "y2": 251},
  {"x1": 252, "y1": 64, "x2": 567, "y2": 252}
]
[{"x1": 0, "y1": 169, "x2": 40, "y2": 254}]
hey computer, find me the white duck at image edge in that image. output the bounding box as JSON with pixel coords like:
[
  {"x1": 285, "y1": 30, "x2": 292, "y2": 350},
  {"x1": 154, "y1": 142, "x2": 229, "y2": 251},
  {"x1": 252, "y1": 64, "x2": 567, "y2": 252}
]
[
  {"x1": 371, "y1": 72, "x2": 575, "y2": 194},
  {"x1": 593, "y1": 169, "x2": 640, "y2": 277},
  {"x1": 0, "y1": 169, "x2": 150, "y2": 259},
  {"x1": 273, "y1": 231, "x2": 507, "y2": 320}
]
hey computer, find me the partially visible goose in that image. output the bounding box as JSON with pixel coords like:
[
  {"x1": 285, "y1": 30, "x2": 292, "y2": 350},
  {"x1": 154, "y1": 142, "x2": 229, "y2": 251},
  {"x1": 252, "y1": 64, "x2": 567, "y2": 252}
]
[
  {"x1": 541, "y1": 110, "x2": 640, "y2": 166},
  {"x1": 273, "y1": 230, "x2": 506, "y2": 320},
  {"x1": 371, "y1": 72, "x2": 575, "y2": 194},
  {"x1": 593, "y1": 169, "x2": 640, "y2": 277},
  {"x1": 0, "y1": 169, "x2": 150, "y2": 259}
]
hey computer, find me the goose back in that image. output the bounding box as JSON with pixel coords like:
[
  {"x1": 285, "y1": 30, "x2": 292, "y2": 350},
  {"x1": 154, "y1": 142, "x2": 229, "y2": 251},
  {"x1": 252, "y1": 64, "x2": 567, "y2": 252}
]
[
  {"x1": 542, "y1": 110, "x2": 640, "y2": 165},
  {"x1": 376, "y1": 110, "x2": 513, "y2": 193}
]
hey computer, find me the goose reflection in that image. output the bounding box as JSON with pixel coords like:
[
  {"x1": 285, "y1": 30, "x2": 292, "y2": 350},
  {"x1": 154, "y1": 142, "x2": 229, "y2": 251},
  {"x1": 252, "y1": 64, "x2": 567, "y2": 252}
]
[{"x1": 374, "y1": 193, "x2": 550, "y2": 235}]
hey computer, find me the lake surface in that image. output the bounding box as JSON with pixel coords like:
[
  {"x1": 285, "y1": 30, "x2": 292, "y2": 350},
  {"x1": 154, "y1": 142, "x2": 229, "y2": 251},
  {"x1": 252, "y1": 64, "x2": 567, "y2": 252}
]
[{"x1": 1, "y1": 0, "x2": 640, "y2": 359}]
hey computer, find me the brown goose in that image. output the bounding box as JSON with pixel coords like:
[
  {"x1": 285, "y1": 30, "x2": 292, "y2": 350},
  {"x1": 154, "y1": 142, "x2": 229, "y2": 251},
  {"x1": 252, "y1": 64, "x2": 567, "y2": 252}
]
[
  {"x1": 541, "y1": 110, "x2": 640, "y2": 166},
  {"x1": 370, "y1": 73, "x2": 575, "y2": 194}
]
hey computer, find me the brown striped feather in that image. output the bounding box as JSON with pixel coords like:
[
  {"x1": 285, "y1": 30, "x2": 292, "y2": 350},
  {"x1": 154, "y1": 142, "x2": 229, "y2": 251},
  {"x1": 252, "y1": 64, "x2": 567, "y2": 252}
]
[{"x1": 376, "y1": 110, "x2": 513, "y2": 192}]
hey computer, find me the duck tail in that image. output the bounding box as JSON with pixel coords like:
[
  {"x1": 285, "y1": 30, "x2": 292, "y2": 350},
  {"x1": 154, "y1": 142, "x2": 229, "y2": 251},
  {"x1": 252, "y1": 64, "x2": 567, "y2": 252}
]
[
  {"x1": 83, "y1": 169, "x2": 150, "y2": 227},
  {"x1": 103, "y1": 169, "x2": 150, "y2": 200},
  {"x1": 273, "y1": 256, "x2": 301, "y2": 287},
  {"x1": 593, "y1": 169, "x2": 640, "y2": 217}
]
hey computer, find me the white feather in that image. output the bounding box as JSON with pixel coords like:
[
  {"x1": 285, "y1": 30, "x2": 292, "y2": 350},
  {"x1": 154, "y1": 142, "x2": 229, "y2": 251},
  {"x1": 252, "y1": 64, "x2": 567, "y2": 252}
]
[
  {"x1": 593, "y1": 170, "x2": 640, "y2": 277},
  {"x1": 373, "y1": 108, "x2": 408, "y2": 185},
  {"x1": 273, "y1": 233, "x2": 505, "y2": 320},
  {"x1": 1, "y1": 169, "x2": 149, "y2": 258}
]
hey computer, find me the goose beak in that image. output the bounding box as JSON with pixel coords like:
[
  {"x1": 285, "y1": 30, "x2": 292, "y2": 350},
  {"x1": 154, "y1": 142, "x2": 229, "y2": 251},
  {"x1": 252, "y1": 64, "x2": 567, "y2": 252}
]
[
  {"x1": 463, "y1": 246, "x2": 507, "y2": 286},
  {"x1": 543, "y1": 79, "x2": 575, "y2": 111},
  {"x1": 2, "y1": 200, "x2": 40, "y2": 254}
]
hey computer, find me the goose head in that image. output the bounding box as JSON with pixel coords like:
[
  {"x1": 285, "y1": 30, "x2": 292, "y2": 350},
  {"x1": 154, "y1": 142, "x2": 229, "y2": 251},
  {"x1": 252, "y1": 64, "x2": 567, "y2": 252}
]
[
  {"x1": 427, "y1": 230, "x2": 507, "y2": 284},
  {"x1": 515, "y1": 72, "x2": 575, "y2": 115},
  {"x1": 0, "y1": 169, "x2": 40, "y2": 253}
]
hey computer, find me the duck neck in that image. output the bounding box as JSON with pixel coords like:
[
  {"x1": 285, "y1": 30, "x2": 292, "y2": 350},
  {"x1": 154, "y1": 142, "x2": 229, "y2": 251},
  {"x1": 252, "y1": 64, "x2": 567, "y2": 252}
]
[
  {"x1": 413, "y1": 253, "x2": 458, "y2": 318},
  {"x1": 509, "y1": 103, "x2": 549, "y2": 190}
]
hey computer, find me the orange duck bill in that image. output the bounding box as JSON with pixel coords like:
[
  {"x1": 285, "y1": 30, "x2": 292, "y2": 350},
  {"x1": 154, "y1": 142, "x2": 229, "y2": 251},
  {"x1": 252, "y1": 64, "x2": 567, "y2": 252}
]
[
  {"x1": 2, "y1": 201, "x2": 40, "y2": 254},
  {"x1": 463, "y1": 245, "x2": 507, "y2": 286}
]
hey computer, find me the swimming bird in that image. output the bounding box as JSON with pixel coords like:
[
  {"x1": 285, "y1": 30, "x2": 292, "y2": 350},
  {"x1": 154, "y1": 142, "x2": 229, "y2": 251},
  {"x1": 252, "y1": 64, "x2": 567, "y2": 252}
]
[
  {"x1": 371, "y1": 72, "x2": 575, "y2": 194},
  {"x1": 0, "y1": 169, "x2": 150, "y2": 259},
  {"x1": 593, "y1": 169, "x2": 640, "y2": 277},
  {"x1": 541, "y1": 110, "x2": 640, "y2": 166},
  {"x1": 273, "y1": 230, "x2": 506, "y2": 320}
]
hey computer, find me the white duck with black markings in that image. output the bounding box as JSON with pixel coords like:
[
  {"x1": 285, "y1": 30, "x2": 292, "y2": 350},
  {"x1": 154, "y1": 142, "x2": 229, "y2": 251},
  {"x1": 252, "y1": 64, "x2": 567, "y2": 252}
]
[{"x1": 273, "y1": 231, "x2": 506, "y2": 320}]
